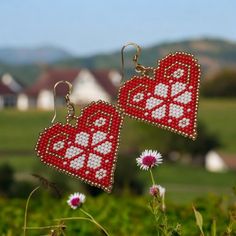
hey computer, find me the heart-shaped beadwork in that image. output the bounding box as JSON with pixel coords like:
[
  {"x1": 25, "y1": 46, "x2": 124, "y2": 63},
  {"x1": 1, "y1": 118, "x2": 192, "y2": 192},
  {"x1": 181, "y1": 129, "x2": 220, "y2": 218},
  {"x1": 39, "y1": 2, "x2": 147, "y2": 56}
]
[
  {"x1": 36, "y1": 101, "x2": 123, "y2": 192},
  {"x1": 118, "y1": 52, "x2": 201, "y2": 140}
]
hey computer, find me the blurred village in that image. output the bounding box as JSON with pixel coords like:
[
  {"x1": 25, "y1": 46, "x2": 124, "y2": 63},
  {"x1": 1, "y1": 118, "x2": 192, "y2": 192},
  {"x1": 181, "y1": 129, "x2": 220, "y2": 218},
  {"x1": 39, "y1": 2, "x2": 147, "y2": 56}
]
[{"x1": 1, "y1": 38, "x2": 236, "y2": 176}]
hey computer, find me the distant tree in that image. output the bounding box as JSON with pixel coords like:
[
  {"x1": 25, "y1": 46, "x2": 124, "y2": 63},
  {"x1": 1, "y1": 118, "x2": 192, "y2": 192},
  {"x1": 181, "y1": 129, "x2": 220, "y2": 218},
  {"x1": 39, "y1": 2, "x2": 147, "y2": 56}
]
[
  {"x1": 84, "y1": 148, "x2": 145, "y2": 196},
  {"x1": 122, "y1": 119, "x2": 220, "y2": 156},
  {"x1": 114, "y1": 148, "x2": 145, "y2": 195},
  {"x1": 167, "y1": 122, "x2": 220, "y2": 156},
  {"x1": 0, "y1": 164, "x2": 14, "y2": 196},
  {"x1": 202, "y1": 69, "x2": 236, "y2": 97},
  {"x1": 10, "y1": 181, "x2": 34, "y2": 198}
]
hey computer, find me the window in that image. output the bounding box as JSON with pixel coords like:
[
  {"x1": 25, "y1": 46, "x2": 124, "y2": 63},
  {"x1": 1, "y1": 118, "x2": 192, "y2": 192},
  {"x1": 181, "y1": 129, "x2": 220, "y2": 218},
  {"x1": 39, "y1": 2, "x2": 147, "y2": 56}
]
[{"x1": 4, "y1": 95, "x2": 16, "y2": 107}]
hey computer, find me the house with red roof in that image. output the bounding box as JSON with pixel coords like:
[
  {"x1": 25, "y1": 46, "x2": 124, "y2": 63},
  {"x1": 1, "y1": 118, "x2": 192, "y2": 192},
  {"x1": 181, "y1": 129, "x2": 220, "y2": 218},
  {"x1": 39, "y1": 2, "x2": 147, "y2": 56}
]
[{"x1": 17, "y1": 68, "x2": 121, "y2": 110}]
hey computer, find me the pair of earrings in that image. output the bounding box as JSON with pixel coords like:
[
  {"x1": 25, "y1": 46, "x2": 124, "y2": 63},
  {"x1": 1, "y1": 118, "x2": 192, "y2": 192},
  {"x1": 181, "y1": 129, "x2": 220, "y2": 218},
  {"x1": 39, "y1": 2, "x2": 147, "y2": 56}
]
[{"x1": 36, "y1": 43, "x2": 201, "y2": 192}]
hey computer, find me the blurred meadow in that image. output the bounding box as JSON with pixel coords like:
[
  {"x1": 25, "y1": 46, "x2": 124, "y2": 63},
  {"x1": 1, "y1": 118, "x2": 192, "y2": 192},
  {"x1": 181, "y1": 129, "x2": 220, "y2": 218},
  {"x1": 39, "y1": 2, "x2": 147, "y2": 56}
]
[
  {"x1": 0, "y1": 99, "x2": 236, "y2": 235},
  {"x1": 0, "y1": 99, "x2": 236, "y2": 202}
]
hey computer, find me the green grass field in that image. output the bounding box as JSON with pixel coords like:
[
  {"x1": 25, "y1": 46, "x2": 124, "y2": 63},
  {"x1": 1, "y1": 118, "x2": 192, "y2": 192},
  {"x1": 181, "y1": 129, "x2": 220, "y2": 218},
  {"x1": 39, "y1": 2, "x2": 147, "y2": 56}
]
[
  {"x1": 0, "y1": 98, "x2": 236, "y2": 153},
  {"x1": 0, "y1": 154, "x2": 235, "y2": 203},
  {"x1": 198, "y1": 98, "x2": 236, "y2": 153},
  {"x1": 0, "y1": 98, "x2": 236, "y2": 203}
]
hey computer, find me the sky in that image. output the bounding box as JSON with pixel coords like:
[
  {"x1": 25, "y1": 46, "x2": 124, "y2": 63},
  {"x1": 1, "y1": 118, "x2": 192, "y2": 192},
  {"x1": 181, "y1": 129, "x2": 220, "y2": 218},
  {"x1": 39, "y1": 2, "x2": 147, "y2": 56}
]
[{"x1": 0, "y1": 0, "x2": 235, "y2": 56}]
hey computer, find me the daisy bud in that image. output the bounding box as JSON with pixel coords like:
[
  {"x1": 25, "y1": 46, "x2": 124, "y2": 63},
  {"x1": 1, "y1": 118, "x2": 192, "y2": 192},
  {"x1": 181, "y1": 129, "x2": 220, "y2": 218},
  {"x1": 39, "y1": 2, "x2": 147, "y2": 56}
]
[{"x1": 149, "y1": 185, "x2": 166, "y2": 198}]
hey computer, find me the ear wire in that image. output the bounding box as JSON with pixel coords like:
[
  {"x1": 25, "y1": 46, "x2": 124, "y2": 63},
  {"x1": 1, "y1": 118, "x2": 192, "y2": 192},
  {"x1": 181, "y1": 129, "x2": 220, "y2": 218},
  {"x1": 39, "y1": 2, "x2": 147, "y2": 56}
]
[
  {"x1": 121, "y1": 42, "x2": 141, "y2": 81},
  {"x1": 121, "y1": 42, "x2": 153, "y2": 81},
  {"x1": 51, "y1": 80, "x2": 75, "y2": 124}
]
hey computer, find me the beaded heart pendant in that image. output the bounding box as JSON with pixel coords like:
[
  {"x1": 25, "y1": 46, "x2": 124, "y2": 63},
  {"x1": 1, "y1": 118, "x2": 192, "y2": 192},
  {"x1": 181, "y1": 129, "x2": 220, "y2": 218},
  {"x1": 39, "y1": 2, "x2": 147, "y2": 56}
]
[
  {"x1": 36, "y1": 101, "x2": 123, "y2": 192},
  {"x1": 118, "y1": 52, "x2": 201, "y2": 140}
]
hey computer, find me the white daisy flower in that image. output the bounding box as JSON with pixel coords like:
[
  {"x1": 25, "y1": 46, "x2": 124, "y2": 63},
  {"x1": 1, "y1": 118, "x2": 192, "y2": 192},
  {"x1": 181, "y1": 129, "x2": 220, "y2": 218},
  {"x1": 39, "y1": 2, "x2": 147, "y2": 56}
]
[
  {"x1": 136, "y1": 150, "x2": 163, "y2": 170},
  {"x1": 67, "y1": 192, "x2": 86, "y2": 209}
]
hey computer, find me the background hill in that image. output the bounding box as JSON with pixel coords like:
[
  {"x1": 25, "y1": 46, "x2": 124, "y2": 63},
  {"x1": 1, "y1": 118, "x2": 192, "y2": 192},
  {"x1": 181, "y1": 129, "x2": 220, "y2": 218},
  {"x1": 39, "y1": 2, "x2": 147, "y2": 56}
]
[
  {"x1": 0, "y1": 38, "x2": 236, "y2": 86},
  {"x1": 0, "y1": 46, "x2": 72, "y2": 65},
  {"x1": 56, "y1": 38, "x2": 236, "y2": 75}
]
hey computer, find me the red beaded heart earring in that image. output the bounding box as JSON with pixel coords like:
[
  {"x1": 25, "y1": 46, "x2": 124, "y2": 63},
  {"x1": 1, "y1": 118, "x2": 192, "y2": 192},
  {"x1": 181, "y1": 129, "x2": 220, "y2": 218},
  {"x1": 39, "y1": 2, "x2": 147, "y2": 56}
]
[
  {"x1": 118, "y1": 43, "x2": 201, "y2": 140},
  {"x1": 35, "y1": 81, "x2": 123, "y2": 192}
]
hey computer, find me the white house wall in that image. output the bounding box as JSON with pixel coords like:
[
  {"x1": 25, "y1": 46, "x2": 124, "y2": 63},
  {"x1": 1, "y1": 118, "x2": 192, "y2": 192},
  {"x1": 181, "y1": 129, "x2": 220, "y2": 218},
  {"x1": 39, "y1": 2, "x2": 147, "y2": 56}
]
[
  {"x1": 109, "y1": 71, "x2": 122, "y2": 87},
  {"x1": 17, "y1": 93, "x2": 29, "y2": 111},
  {"x1": 205, "y1": 150, "x2": 228, "y2": 172},
  {"x1": 71, "y1": 70, "x2": 111, "y2": 104},
  {"x1": 37, "y1": 89, "x2": 54, "y2": 110}
]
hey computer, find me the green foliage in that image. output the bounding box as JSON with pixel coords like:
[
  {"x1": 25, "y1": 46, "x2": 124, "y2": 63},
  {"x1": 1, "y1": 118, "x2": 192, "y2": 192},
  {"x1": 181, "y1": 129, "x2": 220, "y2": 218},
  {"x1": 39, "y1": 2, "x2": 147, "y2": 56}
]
[
  {"x1": 148, "y1": 195, "x2": 182, "y2": 236},
  {"x1": 0, "y1": 188, "x2": 236, "y2": 235},
  {"x1": 202, "y1": 69, "x2": 236, "y2": 97},
  {"x1": 211, "y1": 219, "x2": 216, "y2": 236},
  {"x1": 193, "y1": 206, "x2": 204, "y2": 235}
]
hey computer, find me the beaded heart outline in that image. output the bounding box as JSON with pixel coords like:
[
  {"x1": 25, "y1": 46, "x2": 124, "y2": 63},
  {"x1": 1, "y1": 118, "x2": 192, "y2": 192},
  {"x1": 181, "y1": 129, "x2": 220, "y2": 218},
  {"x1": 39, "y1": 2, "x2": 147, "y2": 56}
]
[
  {"x1": 35, "y1": 100, "x2": 124, "y2": 193},
  {"x1": 117, "y1": 52, "x2": 201, "y2": 140}
]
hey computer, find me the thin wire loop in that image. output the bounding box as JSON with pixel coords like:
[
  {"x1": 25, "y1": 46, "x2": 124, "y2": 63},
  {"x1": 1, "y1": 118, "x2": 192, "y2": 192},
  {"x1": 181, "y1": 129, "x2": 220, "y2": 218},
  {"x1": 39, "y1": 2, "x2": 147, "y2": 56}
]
[
  {"x1": 121, "y1": 42, "x2": 141, "y2": 81},
  {"x1": 121, "y1": 42, "x2": 154, "y2": 82},
  {"x1": 51, "y1": 80, "x2": 75, "y2": 124}
]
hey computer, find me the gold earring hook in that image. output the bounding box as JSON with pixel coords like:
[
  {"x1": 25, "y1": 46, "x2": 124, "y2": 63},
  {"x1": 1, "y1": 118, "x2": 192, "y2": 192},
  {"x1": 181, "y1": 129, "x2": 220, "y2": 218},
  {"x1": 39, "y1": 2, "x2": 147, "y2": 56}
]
[
  {"x1": 121, "y1": 42, "x2": 142, "y2": 81},
  {"x1": 121, "y1": 42, "x2": 154, "y2": 81},
  {"x1": 51, "y1": 80, "x2": 75, "y2": 124}
]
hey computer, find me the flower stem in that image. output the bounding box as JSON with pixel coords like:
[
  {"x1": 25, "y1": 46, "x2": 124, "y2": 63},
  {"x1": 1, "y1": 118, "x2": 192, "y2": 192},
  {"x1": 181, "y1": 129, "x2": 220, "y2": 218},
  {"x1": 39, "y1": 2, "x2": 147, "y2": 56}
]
[
  {"x1": 161, "y1": 195, "x2": 166, "y2": 212},
  {"x1": 149, "y1": 169, "x2": 156, "y2": 186},
  {"x1": 24, "y1": 224, "x2": 66, "y2": 230},
  {"x1": 81, "y1": 208, "x2": 110, "y2": 236},
  {"x1": 56, "y1": 210, "x2": 111, "y2": 236},
  {"x1": 80, "y1": 208, "x2": 109, "y2": 236},
  {"x1": 23, "y1": 186, "x2": 40, "y2": 236},
  {"x1": 80, "y1": 208, "x2": 95, "y2": 220},
  {"x1": 55, "y1": 216, "x2": 92, "y2": 222}
]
